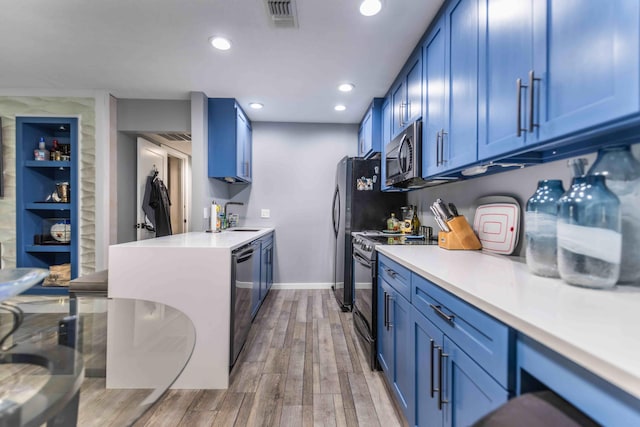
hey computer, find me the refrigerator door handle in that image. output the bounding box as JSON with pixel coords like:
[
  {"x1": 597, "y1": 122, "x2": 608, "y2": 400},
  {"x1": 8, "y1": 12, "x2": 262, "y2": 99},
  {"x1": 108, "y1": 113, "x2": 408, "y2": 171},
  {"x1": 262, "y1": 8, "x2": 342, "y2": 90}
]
[{"x1": 332, "y1": 185, "x2": 340, "y2": 236}]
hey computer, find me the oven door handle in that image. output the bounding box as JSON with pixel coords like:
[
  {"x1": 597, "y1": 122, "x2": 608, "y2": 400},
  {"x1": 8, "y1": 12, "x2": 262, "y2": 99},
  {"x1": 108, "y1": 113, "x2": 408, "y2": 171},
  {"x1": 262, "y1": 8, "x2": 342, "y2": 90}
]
[{"x1": 353, "y1": 251, "x2": 373, "y2": 268}]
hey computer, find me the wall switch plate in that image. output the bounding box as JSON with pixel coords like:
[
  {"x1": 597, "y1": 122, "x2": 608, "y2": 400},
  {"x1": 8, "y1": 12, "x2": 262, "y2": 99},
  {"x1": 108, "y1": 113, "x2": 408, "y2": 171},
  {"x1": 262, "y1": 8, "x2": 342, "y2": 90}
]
[{"x1": 261, "y1": 209, "x2": 270, "y2": 218}]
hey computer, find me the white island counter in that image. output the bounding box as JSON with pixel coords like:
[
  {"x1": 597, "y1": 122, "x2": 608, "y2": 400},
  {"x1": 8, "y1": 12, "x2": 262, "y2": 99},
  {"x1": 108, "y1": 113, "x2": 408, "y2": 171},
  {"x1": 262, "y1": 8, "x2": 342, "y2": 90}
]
[{"x1": 108, "y1": 228, "x2": 274, "y2": 389}]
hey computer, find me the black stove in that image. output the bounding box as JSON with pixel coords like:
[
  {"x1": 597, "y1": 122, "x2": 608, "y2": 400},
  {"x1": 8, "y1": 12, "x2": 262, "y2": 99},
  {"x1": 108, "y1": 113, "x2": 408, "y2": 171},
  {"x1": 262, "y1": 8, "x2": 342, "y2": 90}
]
[{"x1": 351, "y1": 231, "x2": 437, "y2": 371}]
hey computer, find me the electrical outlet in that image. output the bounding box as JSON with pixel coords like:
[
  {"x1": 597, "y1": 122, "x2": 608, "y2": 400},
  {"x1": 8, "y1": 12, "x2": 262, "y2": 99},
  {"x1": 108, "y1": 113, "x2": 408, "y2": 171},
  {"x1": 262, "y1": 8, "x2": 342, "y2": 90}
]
[{"x1": 261, "y1": 209, "x2": 270, "y2": 218}]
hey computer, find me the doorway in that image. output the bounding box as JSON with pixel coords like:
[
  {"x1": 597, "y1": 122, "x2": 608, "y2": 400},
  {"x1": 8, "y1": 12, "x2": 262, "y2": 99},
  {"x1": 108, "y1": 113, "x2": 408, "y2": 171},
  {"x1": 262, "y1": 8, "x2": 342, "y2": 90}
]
[{"x1": 136, "y1": 137, "x2": 190, "y2": 240}]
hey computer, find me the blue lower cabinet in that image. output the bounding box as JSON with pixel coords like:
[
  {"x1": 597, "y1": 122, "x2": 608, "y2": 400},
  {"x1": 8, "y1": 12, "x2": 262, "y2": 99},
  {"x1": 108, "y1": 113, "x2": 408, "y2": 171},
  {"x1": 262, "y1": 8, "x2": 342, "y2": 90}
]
[
  {"x1": 412, "y1": 306, "x2": 508, "y2": 427},
  {"x1": 413, "y1": 307, "x2": 443, "y2": 427},
  {"x1": 443, "y1": 337, "x2": 509, "y2": 427},
  {"x1": 391, "y1": 288, "x2": 414, "y2": 421},
  {"x1": 377, "y1": 275, "x2": 414, "y2": 424}
]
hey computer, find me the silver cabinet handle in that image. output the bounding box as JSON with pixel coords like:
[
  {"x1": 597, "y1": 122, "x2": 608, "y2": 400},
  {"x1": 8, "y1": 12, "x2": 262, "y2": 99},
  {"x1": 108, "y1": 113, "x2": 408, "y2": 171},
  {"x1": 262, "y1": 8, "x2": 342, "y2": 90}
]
[
  {"x1": 435, "y1": 131, "x2": 441, "y2": 167},
  {"x1": 430, "y1": 304, "x2": 455, "y2": 324},
  {"x1": 440, "y1": 129, "x2": 447, "y2": 165},
  {"x1": 384, "y1": 267, "x2": 398, "y2": 279},
  {"x1": 438, "y1": 346, "x2": 449, "y2": 410},
  {"x1": 383, "y1": 291, "x2": 389, "y2": 329},
  {"x1": 528, "y1": 70, "x2": 541, "y2": 132},
  {"x1": 516, "y1": 78, "x2": 528, "y2": 137},
  {"x1": 398, "y1": 103, "x2": 404, "y2": 128},
  {"x1": 386, "y1": 293, "x2": 393, "y2": 330},
  {"x1": 430, "y1": 339, "x2": 437, "y2": 398}
]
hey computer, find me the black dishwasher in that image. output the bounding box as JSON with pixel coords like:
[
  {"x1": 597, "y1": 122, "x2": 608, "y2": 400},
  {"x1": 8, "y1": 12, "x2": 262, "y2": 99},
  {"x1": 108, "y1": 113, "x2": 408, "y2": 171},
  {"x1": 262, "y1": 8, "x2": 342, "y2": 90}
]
[{"x1": 230, "y1": 243, "x2": 257, "y2": 367}]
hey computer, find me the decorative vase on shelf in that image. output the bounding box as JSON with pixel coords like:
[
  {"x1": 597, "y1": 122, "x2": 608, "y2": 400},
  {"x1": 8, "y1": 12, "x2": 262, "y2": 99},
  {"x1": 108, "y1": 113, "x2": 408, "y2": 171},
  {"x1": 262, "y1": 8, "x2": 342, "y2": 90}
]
[
  {"x1": 588, "y1": 145, "x2": 640, "y2": 285},
  {"x1": 525, "y1": 180, "x2": 565, "y2": 277},
  {"x1": 556, "y1": 175, "x2": 621, "y2": 289}
]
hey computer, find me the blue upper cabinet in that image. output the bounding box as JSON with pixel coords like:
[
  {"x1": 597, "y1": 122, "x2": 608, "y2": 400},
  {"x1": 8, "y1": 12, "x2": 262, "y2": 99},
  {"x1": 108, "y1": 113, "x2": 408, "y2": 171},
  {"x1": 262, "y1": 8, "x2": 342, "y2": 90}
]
[
  {"x1": 478, "y1": 0, "x2": 640, "y2": 161},
  {"x1": 478, "y1": 0, "x2": 535, "y2": 160},
  {"x1": 392, "y1": 52, "x2": 423, "y2": 138},
  {"x1": 208, "y1": 98, "x2": 252, "y2": 183},
  {"x1": 423, "y1": 0, "x2": 479, "y2": 177},
  {"x1": 534, "y1": 0, "x2": 640, "y2": 143},
  {"x1": 358, "y1": 98, "x2": 383, "y2": 158},
  {"x1": 423, "y1": 17, "x2": 446, "y2": 178}
]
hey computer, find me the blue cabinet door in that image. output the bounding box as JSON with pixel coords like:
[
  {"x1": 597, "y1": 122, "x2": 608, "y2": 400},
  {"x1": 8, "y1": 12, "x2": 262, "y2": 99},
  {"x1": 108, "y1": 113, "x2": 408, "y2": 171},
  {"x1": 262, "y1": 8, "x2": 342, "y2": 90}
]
[
  {"x1": 443, "y1": 0, "x2": 479, "y2": 172},
  {"x1": 236, "y1": 107, "x2": 252, "y2": 182},
  {"x1": 443, "y1": 337, "x2": 509, "y2": 427},
  {"x1": 391, "y1": 80, "x2": 406, "y2": 138},
  {"x1": 534, "y1": 0, "x2": 640, "y2": 142},
  {"x1": 413, "y1": 307, "x2": 444, "y2": 427},
  {"x1": 378, "y1": 278, "x2": 394, "y2": 380},
  {"x1": 478, "y1": 0, "x2": 534, "y2": 160},
  {"x1": 423, "y1": 17, "x2": 446, "y2": 177},
  {"x1": 209, "y1": 99, "x2": 252, "y2": 183},
  {"x1": 406, "y1": 54, "x2": 423, "y2": 124},
  {"x1": 390, "y1": 288, "x2": 414, "y2": 423}
]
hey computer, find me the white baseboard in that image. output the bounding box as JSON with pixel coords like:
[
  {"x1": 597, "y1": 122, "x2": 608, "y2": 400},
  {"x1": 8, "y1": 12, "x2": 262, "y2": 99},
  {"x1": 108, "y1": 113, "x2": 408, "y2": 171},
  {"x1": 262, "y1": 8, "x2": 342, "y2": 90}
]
[{"x1": 271, "y1": 283, "x2": 333, "y2": 290}]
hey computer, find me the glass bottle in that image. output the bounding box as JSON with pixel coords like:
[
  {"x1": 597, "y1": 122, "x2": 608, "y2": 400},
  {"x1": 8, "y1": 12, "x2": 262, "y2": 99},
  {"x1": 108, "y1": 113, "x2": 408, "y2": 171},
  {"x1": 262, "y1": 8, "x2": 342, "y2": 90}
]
[
  {"x1": 588, "y1": 145, "x2": 640, "y2": 285},
  {"x1": 556, "y1": 175, "x2": 621, "y2": 289},
  {"x1": 525, "y1": 180, "x2": 565, "y2": 277},
  {"x1": 387, "y1": 213, "x2": 399, "y2": 231},
  {"x1": 411, "y1": 206, "x2": 421, "y2": 235}
]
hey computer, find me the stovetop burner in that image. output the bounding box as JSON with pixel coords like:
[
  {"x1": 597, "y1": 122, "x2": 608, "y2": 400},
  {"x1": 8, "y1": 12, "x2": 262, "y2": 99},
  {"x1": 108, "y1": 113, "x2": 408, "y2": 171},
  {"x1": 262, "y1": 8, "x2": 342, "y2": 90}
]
[{"x1": 355, "y1": 231, "x2": 437, "y2": 246}]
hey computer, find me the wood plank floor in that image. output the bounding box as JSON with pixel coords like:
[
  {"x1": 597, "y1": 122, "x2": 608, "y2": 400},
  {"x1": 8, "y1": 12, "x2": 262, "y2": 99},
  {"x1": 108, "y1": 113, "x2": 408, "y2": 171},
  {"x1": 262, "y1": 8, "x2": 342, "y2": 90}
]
[{"x1": 133, "y1": 289, "x2": 405, "y2": 427}]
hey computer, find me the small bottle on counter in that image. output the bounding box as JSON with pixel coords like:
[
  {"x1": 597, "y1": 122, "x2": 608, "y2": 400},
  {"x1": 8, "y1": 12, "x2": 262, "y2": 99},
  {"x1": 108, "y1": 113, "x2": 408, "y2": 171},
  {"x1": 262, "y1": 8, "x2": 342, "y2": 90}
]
[
  {"x1": 387, "y1": 213, "x2": 400, "y2": 232},
  {"x1": 34, "y1": 137, "x2": 49, "y2": 161},
  {"x1": 411, "y1": 206, "x2": 421, "y2": 235}
]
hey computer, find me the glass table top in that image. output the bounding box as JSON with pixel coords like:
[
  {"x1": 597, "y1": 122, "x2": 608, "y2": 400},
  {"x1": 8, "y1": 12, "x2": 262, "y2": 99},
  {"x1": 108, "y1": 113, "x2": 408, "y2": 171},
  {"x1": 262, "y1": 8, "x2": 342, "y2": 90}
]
[
  {"x1": 0, "y1": 268, "x2": 49, "y2": 301},
  {"x1": 0, "y1": 295, "x2": 196, "y2": 426}
]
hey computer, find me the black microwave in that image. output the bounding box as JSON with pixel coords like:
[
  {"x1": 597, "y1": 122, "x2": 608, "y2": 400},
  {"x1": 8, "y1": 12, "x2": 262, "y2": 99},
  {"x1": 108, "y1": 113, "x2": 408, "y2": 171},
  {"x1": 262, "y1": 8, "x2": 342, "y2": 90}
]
[{"x1": 385, "y1": 120, "x2": 423, "y2": 188}]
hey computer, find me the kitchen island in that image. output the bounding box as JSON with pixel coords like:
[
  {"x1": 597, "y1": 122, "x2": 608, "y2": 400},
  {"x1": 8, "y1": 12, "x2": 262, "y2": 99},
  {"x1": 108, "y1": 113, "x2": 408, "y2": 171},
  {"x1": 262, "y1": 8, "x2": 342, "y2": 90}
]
[
  {"x1": 108, "y1": 228, "x2": 274, "y2": 389},
  {"x1": 377, "y1": 245, "x2": 640, "y2": 424}
]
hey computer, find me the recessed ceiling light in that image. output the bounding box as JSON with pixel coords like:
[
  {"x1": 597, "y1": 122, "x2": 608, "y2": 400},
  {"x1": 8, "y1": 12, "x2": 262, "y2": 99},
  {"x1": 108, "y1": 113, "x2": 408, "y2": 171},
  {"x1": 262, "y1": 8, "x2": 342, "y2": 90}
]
[
  {"x1": 209, "y1": 36, "x2": 231, "y2": 51},
  {"x1": 338, "y1": 83, "x2": 355, "y2": 92},
  {"x1": 249, "y1": 102, "x2": 264, "y2": 110},
  {"x1": 334, "y1": 105, "x2": 347, "y2": 112},
  {"x1": 360, "y1": 0, "x2": 382, "y2": 16}
]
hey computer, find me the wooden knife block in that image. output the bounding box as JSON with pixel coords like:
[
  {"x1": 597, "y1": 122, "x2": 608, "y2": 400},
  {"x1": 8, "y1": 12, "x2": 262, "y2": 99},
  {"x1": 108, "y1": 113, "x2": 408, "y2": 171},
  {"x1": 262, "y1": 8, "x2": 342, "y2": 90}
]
[{"x1": 438, "y1": 216, "x2": 482, "y2": 250}]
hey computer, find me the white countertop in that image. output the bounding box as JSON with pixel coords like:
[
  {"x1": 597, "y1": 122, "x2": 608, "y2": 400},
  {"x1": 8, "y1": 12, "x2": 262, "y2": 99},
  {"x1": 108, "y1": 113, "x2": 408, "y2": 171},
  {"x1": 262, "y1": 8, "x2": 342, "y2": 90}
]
[
  {"x1": 376, "y1": 245, "x2": 640, "y2": 400},
  {"x1": 112, "y1": 228, "x2": 274, "y2": 250}
]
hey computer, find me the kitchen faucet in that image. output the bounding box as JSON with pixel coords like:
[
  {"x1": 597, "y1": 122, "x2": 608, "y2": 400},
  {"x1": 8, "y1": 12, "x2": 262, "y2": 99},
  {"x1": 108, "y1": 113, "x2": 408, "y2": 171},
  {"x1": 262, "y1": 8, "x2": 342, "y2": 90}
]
[{"x1": 224, "y1": 202, "x2": 244, "y2": 228}]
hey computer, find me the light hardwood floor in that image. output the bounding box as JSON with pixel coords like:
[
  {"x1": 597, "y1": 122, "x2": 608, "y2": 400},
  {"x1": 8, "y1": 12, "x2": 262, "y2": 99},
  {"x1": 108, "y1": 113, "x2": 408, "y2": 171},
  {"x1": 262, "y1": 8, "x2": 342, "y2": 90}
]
[{"x1": 132, "y1": 289, "x2": 405, "y2": 427}]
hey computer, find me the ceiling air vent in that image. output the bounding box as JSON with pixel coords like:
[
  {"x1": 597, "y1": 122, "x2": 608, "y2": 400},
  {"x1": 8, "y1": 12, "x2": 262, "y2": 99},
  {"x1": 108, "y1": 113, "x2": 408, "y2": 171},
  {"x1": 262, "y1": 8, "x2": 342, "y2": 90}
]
[
  {"x1": 157, "y1": 133, "x2": 191, "y2": 142},
  {"x1": 265, "y1": 0, "x2": 298, "y2": 28}
]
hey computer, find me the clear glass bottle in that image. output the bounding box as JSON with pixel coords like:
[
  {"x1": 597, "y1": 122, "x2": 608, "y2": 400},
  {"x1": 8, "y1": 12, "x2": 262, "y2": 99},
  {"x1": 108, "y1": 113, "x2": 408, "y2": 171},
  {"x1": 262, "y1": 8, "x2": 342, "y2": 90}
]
[
  {"x1": 411, "y1": 205, "x2": 421, "y2": 235},
  {"x1": 525, "y1": 180, "x2": 565, "y2": 277},
  {"x1": 588, "y1": 145, "x2": 640, "y2": 284},
  {"x1": 556, "y1": 175, "x2": 621, "y2": 289},
  {"x1": 387, "y1": 213, "x2": 399, "y2": 231}
]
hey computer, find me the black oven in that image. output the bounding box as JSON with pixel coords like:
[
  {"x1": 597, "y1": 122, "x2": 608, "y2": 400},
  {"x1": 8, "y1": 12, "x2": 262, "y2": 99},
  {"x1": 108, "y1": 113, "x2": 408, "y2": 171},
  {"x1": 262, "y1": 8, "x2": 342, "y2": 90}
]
[
  {"x1": 352, "y1": 234, "x2": 378, "y2": 370},
  {"x1": 352, "y1": 232, "x2": 437, "y2": 371}
]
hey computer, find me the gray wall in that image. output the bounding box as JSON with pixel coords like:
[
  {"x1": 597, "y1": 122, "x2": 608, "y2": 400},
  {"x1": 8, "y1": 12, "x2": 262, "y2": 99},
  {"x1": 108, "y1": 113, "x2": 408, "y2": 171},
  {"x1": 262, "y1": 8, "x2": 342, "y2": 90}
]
[
  {"x1": 407, "y1": 152, "x2": 604, "y2": 256},
  {"x1": 228, "y1": 122, "x2": 357, "y2": 285}
]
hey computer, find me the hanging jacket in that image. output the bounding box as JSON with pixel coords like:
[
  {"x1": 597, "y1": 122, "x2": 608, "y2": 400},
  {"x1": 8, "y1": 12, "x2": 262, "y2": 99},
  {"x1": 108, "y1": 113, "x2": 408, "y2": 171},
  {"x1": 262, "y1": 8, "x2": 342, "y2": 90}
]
[{"x1": 150, "y1": 177, "x2": 173, "y2": 237}]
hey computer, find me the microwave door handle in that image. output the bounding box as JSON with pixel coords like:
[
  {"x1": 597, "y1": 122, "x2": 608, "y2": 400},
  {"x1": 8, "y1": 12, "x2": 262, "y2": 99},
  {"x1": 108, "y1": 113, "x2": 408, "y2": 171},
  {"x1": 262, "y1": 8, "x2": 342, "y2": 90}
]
[{"x1": 396, "y1": 135, "x2": 408, "y2": 174}]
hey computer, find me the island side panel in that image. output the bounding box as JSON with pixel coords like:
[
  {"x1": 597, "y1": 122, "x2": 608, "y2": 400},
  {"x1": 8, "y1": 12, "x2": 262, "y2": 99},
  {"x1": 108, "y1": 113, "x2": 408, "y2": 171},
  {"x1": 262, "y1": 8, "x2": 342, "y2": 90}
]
[{"x1": 108, "y1": 245, "x2": 232, "y2": 389}]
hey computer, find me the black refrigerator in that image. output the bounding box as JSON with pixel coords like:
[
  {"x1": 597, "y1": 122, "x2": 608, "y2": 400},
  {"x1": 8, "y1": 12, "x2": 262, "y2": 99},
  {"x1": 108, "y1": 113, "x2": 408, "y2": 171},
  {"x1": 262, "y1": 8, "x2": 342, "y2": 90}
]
[{"x1": 332, "y1": 156, "x2": 406, "y2": 311}]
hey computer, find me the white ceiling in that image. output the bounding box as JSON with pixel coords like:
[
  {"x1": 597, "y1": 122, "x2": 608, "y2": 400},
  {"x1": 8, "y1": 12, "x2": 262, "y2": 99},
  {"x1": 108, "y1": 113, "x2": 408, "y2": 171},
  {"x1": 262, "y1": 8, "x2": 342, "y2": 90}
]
[{"x1": 0, "y1": 0, "x2": 443, "y2": 124}]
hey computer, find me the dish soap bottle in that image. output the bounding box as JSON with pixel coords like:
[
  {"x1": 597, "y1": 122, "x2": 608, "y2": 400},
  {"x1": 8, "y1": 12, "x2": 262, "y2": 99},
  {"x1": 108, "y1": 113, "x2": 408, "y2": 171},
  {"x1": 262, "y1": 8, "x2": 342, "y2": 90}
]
[{"x1": 588, "y1": 145, "x2": 640, "y2": 285}]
